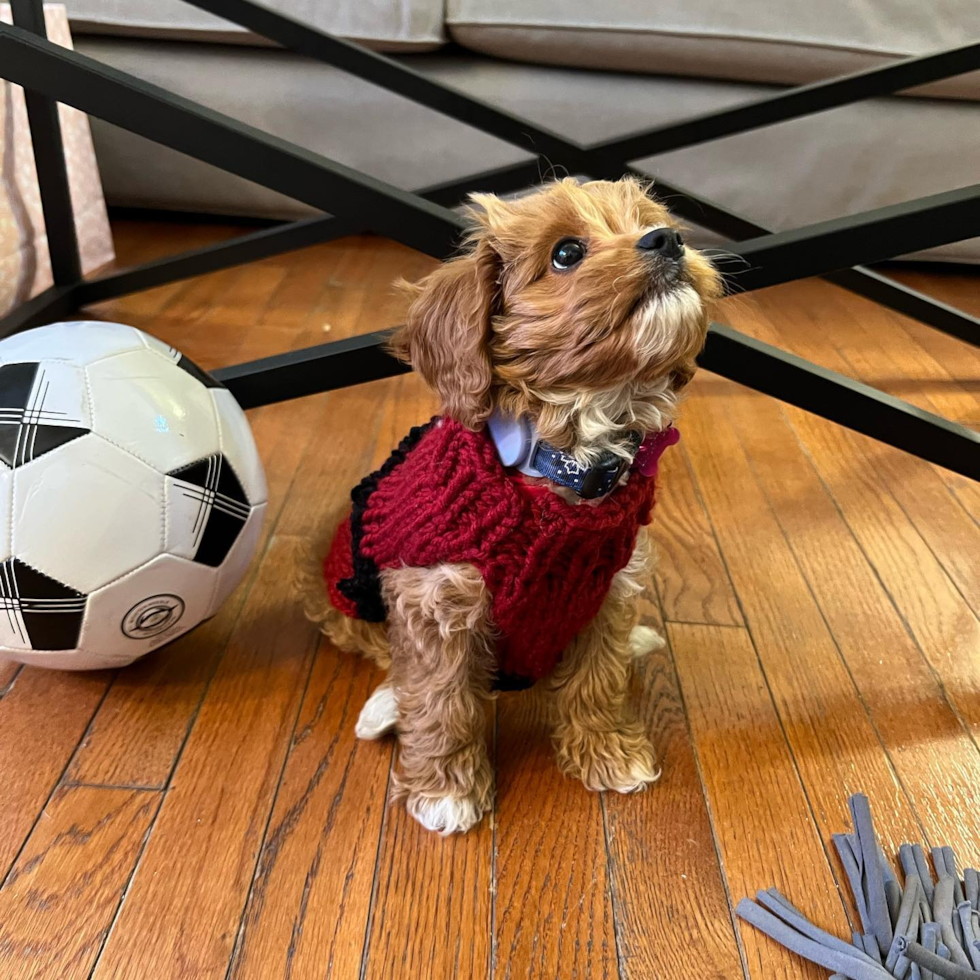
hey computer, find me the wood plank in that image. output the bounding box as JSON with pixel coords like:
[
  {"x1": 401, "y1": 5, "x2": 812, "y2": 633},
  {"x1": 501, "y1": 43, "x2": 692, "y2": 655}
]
[
  {"x1": 748, "y1": 285, "x2": 980, "y2": 615},
  {"x1": 154, "y1": 265, "x2": 254, "y2": 326},
  {"x1": 886, "y1": 311, "x2": 980, "y2": 418},
  {"x1": 835, "y1": 320, "x2": 980, "y2": 426},
  {"x1": 652, "y1": 443, "x2": 743, "y2": 626},
  {"x1": 794, "y1": 280, "x2": 980, "y2": 425},
  {"x1": 604, "y1": 615, "x2": 745, "y2": 980},
  {"x1": 364, "y1": 757, "x2": 492, "y2": 980},
  {"x1": 0, "y1": 668, "x2": 111, "y2": 880},
  {"x1": 67, "y1": 393, "x2": 327, "y2": 789},
  {"x1": 779, "y1": 298, "x2": 980, "y2": 613},
  {"x1": 186, "y1": 264, "x2": 291, "y2": 366},
  {"x1": 0, "y1": 786, "x2": 160, "y2": 980},
  {"x1": 890, "y1": 267, "x2": 980, "y2": 318},
  {"x1": 952, "y1": 479, "x2": 980, "y2": 529},
  {"x1": 0, "y1": 660, "x2": 19, "y2": 692},
  {"x1": 229, "y1": 647, "x2": 391, "y2": 980},
  {"x1": 275, "y1": 380, "x2": 399, "y2": 537},
  {"x1": 66, "y1": 583, "x2": 257, "y2": 790},
  {"x1": 669, "y1": 622, "x2": 843, "y2": 980},
  {"x1": 90, "y1": 535, "x2": 319, "y2": 980},
  {"x1": 680, "y1": 377, "x2": 923, "y2": 853},
  {"x1": 733, "y1": 294, "x2": 980, "y2": 736},
  {"x1": 494, "y1": 691, "x2": 617, "y2": 980},
  {"x1": 726, "y1": 379, "x2": 980, "y2": 855},
  {"x1": 67, "y1": 250, "x2": 395, "y2": 788},
  {"x1": 781, "y1": 402, "x2": 980, "y2": 735}
]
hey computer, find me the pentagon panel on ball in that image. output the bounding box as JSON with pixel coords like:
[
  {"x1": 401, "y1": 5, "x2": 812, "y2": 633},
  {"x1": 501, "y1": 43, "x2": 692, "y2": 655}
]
[{"x1": 0, "y1": 322, "x2": 267, "y2": 671}]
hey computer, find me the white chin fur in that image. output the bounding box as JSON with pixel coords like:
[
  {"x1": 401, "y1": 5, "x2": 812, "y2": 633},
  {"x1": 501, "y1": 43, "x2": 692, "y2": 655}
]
[
  {"x1": 356, "y1": 683, "x2": 399, "y2": 740},
  {"x1": 633, "y1": 282, "x2": 703, "y2": 361},
  {"x1": 527, "y1": 284, "x2": 703, "y2": 466},
  {"x1": 407, "y1": 793, "x2": 486, "y2": 835}
]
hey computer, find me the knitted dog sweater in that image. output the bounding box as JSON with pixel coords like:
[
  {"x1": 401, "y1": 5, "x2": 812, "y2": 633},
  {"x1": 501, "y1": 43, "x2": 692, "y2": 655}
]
[{"x1": 323, "y1": 417, "x2": 660, "y2": 686}]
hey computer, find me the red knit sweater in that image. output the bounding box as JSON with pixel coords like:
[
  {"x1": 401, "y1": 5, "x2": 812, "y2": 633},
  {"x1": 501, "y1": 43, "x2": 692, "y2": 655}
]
[{"x1": 323, "y1": 418, "x2": 659, "y2": 684}]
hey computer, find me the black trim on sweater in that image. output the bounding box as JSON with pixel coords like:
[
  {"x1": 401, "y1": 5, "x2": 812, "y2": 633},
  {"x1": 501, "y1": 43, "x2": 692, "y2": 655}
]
[{"x1": 337, "y1": 418, "x2": 437, "y2": 622}]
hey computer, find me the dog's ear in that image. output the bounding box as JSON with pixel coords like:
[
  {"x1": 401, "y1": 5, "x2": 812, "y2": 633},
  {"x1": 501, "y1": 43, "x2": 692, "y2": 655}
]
[
  {"x1": 669, "y1": 357, "x2": 698, "y2": 393},
  {"x1": 391, "y1": 238, "x2": 500, "y2": 429}
]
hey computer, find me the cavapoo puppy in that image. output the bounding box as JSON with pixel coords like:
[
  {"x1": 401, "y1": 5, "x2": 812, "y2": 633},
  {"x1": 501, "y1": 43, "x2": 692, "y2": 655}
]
[{"x1": 304, "y1": 176, "x2": 721, "y2": 834}]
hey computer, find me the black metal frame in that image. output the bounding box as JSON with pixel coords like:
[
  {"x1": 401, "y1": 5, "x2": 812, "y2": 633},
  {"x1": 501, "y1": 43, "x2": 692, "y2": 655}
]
[{"x1": 0, "y1": 0, "x2": 977, "y2": 480}]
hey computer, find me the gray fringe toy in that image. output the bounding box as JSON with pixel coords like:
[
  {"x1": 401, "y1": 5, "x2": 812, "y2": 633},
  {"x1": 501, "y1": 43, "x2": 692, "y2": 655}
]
[{"x1": 737, "y1": 794, "x2": 980, "y2": 980}]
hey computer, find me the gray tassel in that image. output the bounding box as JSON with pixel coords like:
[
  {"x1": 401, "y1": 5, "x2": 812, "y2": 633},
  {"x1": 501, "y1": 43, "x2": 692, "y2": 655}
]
[
  {"x1": 851, "y1": 795, "x2": 893, "y2": 954},
  {"x1": 737, "y1": 796, "x2": 980, "y2": 980},
  {"x1": 964, "y1": 870, "x2": 979, "y2": 913},
  {"x1": 915, "y1": 846, "x2": 937, "y2": 905}
]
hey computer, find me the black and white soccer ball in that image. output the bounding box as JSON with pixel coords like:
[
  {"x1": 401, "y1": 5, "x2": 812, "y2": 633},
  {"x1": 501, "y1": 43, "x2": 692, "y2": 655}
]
[{"x1": 0, "y1": 321, "x2": 267, "y2": 670}]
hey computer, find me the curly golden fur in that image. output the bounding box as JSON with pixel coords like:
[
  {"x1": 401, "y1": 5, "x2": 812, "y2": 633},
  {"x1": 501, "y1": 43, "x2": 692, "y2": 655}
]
[
  {"x1": 393, "y1": 176, "x2": 721, "y2": 461},
  {"x1": 305, "y1": 178, "x2": 720, "y2": 834}
]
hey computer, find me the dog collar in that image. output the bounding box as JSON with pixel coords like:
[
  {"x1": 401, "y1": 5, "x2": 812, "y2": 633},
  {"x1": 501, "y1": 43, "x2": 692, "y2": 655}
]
[{"x1": 487, "y1": 410, "x2": 678, "y2": 499}]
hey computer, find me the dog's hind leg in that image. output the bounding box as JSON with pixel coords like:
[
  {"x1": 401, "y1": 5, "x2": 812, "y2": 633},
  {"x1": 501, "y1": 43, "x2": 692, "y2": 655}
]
[
  {"x1": 382, "y1": 563, "x2": 496, "y2": 835},
  {"x1": 297, "y1": 540, "x2": 392, "y2": 669}
]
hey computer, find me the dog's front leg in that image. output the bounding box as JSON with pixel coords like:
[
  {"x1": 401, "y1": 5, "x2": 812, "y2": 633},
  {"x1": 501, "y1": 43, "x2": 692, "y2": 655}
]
[
  {"x1": 548, "y1": 569, "x2": 661, "y2": 794},
  {"x1": 382, "y1": 563, "x2": 495, "y2": 835}
]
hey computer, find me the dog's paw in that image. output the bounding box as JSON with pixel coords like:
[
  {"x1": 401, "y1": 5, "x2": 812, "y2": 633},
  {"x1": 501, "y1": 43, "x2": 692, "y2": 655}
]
[
  {"x1": 405, "y1": 791, "x2": 490, "y2": 835},
  {"x1": 558, "y1": 727, "x2": 662, "y2": 794},
  {"x1": 629, "y1": 624, "x2": 665, "y2": 659},
  {"x1": 603, "y1": 749, "x2": 663, "y2": 794},
  {"x1": 356, "y1": 683, "x2": 398, "y2": 740}
]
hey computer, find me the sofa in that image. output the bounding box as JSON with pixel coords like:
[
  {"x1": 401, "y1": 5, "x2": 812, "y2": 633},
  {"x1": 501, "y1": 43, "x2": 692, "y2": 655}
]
[{"x1": 64, "y1": 0, "x2": 980, "y2": 260}]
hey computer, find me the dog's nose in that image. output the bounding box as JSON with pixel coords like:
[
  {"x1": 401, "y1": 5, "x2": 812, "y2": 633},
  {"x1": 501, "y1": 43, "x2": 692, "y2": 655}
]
[{"x1": 637, "y1": 227, "x2": 684, "y2": 261}]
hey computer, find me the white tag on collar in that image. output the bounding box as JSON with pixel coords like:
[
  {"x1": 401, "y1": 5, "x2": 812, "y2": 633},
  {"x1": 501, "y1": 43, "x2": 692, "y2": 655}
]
[{"x1": 487, "y1": 410, "x2": 537, "y2": 471}]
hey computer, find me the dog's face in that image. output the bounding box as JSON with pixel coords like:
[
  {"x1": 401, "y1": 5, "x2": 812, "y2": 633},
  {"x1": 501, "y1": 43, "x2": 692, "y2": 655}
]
[{"x1": 393, "y1": 178, "x2": 722, "y2": 456}]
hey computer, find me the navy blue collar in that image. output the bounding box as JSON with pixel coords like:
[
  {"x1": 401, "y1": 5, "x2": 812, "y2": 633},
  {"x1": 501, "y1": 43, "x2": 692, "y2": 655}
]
[{"x1": 486, "y1": 411, "x2": 641, "y2": 500}]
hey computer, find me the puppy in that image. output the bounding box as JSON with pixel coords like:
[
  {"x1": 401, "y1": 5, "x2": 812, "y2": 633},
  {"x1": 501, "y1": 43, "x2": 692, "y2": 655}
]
[{"x1": 304, "y1": 177, "x2": 721, "y2": 834}]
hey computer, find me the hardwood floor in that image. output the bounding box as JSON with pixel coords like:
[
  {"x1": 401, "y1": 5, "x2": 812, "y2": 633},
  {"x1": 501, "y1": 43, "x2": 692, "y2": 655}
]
[{"x1": 0, "y1": 221, "x2": 977, "y2": 980}]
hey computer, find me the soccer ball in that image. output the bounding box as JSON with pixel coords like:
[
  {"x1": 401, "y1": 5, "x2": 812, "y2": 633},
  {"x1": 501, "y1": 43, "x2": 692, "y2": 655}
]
[{"x1": 0, "y1": 321, "x2": 267, "y2": 670}]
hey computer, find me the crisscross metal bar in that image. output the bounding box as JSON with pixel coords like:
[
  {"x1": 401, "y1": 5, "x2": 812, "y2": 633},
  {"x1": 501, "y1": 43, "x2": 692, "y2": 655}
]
[
  {"x1": 173, "y1": 0, "x2": 980, "y2": 347},
  {"x1": 718, "y1": 183, "x2": 980, "y2": 291},
  {"x1": 0, "y1": 11, "x2": 976, "y2": 481},
  {"x1": 0, "y1": 285, "x2": 78, "y2": 336},
  {"x1": 184, "y1": 0, "x2": 590, "y2": 168},
  {"x1": 593, "y1": 43, "x2": 980, "y2": 160},
  {"x1": 185, "y1": 0, "x2": 980, "y2": 166},
  {"x1": 0, "y1": 26, "x2": 467, "y2": 259},
  {"x1": 75, "y1": 161, "x2": 542, "y2": 305},
  {"x1": 9, "y1": 0, "x2": 81, "y2": 284},
  {"x1": 4, "y1": 27, "x2": 977, "y2": 288},
  {"x1": 15, "y1": 0, "x2": 974, "y2": 345},
  {"x1": 212, "y1": 324, "x2": 980, "y2": 482}
]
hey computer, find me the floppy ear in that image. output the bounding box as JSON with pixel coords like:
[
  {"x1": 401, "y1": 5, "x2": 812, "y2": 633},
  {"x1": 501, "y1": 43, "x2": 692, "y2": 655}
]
[
  {"x1": 390, "y1": 238, "x2": 500, "y2": 429},
  {"x1": 669, "y1": 357, "x2": 698, "y2": 392}
]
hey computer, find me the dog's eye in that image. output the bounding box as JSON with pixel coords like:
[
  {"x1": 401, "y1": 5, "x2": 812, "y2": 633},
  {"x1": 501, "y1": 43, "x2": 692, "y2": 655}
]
[{"x1": 552, "y1": 238, "x2": 587, "y2": 270}]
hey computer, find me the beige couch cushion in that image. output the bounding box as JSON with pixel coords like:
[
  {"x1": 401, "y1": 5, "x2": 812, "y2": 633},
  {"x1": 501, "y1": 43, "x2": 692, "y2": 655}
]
[
  {"x1": 447, "y1": 0, "x2": 980, "y2": 99},
  {"x1": 75, "y1": 40, "x2": 980, "y2": 262},
  {"x1": 65, "y1": 0, "x2": 445, "y2": 51}
]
